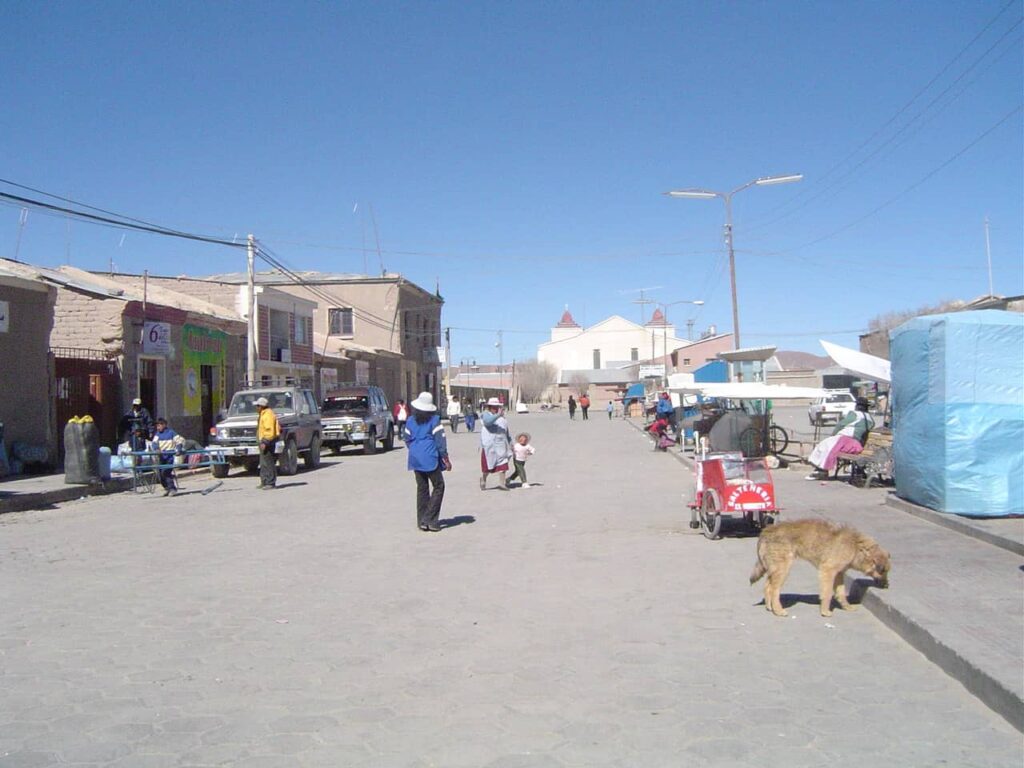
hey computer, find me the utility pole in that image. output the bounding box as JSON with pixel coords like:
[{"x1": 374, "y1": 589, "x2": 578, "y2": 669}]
[
  {"x1": 686, "y1": 318, "x2": 695, "y2": 341},
  {"x1": 444, "y1": 327, "x2": 452, "y2": 400},
  {"x1": 984, "y1": 216, "x2": 994, "y2": 297},
  {"x1": 247, "y1": 234, "x2": 257, "y2": 387}
]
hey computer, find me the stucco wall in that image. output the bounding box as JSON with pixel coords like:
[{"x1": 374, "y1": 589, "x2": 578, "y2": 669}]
[{"x1": 0, "y1": 282, "x2": 55, "y2": 456}]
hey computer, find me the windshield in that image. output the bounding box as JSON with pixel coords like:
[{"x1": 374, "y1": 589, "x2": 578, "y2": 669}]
[
  {"x1": 228, "y1": 392, "x2": 295, "y2": 416},
  {"x1": 323, "y1": 395, "x2": 368, "y2": 413},
  {"x1": 826, "y1": 394, "x2": 854, "y2": 404}
]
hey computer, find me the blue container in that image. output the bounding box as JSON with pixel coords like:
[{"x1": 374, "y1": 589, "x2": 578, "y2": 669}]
[{"x1": 891, "y1": 310, "x2": 1024, "y2": 517}]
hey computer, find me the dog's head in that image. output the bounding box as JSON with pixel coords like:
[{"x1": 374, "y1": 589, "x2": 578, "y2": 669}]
[{"x1": 857, "y1": 539, "x2": 891, "y2": 588}]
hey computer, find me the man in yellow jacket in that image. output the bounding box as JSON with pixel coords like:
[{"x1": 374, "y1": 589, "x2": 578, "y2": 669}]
[{"x1": 256, "y1": 396, "x2": 281, "y2": 489}]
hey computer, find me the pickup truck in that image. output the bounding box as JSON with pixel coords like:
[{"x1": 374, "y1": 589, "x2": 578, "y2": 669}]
[
  {"x1": 321, "y1": 384, "x2": 395, "y2": 455},
  {"x1": 208, "y1": 386, "x2": 322, "y2": 477}
]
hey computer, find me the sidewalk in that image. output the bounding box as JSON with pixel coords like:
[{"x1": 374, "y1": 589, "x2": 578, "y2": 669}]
[
  {"x1": 0, "y1": 472, "x2": 134, "y2": 514},
  {"x1": 630, "y1": 418, "x2": 1024, "y2": 732}
]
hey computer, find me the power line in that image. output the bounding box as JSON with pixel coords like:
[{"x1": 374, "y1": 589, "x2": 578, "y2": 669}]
[
  {"x1": 0, "y1": 189, "x2": 245, "y2": 248},
  {"x1": 745, "y1": 3, "x2": 1022, "y2": 232},
  {"x1": 766, "y1": 103, "x2": 1023, "y2": 255}
]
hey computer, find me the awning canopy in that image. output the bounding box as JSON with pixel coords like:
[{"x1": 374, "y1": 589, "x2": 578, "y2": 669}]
[
  {"x1": 669, "y1": 381, "x2": 827, "y2": 400},
  {"x1": 820, "y1": 340, "x2": 891, "y2": 383},
  {"x1": 717, "y1": 345, "x2": 777, "y2": 363}
]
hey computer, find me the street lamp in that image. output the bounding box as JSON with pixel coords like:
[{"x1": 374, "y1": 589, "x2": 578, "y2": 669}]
[
  {"x1": 656, "y1": 300, "x2": 705, "y2": 387},
  {"x1": 665, "y1": 174, "x2": 802, "y2": 349}
]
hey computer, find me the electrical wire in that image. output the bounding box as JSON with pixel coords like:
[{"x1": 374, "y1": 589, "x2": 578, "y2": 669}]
[
  {"x1": 745, "y1": 3, "x2": 1022, "y2": 232},
  {"x1": 0, "y1": 190, "x2": 245, "y2": 248}
]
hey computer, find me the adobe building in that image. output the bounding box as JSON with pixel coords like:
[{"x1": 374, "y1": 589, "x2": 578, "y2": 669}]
[
  {"x1": 202, "y1": 270, "x2": 443, "y2": 407},
  {"x1": 22, "y1": 263, "x2": 248, "y2": 450},
  {"x1": 0, "y1": 261, "x2": 57, "y2": 464}
]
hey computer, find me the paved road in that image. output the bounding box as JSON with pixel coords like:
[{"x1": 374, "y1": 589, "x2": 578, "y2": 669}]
[{"x1": 1, "y1": 412, "x2": 1020, "y2": 767}]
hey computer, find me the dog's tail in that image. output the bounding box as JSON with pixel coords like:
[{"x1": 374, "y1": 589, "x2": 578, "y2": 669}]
[{"x1": 749, "y1": 558, "x2": 767, "y2": 585}]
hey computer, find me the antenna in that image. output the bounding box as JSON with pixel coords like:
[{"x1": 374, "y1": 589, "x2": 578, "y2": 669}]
[
  {"x1": 369, "y1": 203, "x2": 385, "y2": 275},
  {"x1": 620, "y1": 286, "x2": 662, "y2": 324},
  {"x1": 13, "y1": 208, "x2": 28, "y2": 260},
  {"x1": 984, "y1": 216, "x2": 994, "y2": 297}
]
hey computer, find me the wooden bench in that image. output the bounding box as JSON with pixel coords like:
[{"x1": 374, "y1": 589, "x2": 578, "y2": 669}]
[{"x1": 833, "y1": 428, "x2": 893, "y2": 488}]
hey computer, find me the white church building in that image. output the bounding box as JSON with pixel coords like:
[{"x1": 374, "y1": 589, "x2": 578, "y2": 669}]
[{"x1": 537, "y1": 308, "x2": 691, "y2": 383}]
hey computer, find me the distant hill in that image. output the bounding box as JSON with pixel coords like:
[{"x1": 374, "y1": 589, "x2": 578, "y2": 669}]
[{"x1": 775, "y1": 350, "x2": 831, "y2": 371}]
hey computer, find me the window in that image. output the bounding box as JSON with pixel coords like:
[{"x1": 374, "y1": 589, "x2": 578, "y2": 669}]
[
  {"x1": 593, "y1": 349, "x2": 601, "y2": 369},
  {"x1": 683, "y1": 358, "x2": 691, "y2": 366},
  {"x1": 269, "y1": 309, "x2": 290, "y2": 360},
  {"x1": 294, "y1": 315, "x2": 307, "y2": 344},
  {"x1": 329, "y1": 307, "x2": 354, "y2": 336},
  {"x1": 630, "y1": 348, "x2": 638, "y2": 361}
]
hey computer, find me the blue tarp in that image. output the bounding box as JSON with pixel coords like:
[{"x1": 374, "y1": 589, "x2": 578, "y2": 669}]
[
  {"x1": 624, "y1": 383, "x2": 645, "y2": 400},
  {"x1": 891, "y1": 310, "x2": 1023, "y2": 517},
  {"x1": 694, "y1": 361, "x2": 728, "y2": 383}
]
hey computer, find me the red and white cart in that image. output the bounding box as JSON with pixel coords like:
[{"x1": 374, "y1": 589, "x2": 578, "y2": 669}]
[{"x1": 688, "y1": 451, "x2": 780, "y2": 540}]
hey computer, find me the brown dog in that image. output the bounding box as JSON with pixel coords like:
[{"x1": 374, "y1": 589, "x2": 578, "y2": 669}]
[{"x1": 749, "y1": 519, "x2": 890, "y2": 617}]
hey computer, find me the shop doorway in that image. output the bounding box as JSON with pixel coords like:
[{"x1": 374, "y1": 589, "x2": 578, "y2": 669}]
[{"x1": 200, "y1": 364, "x2": 215, "y2": 437}]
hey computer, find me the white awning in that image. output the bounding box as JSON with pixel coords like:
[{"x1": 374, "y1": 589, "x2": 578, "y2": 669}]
[
  {"x1": 820, "y1": 340, "x2": 891, "y2": 384},
  {"x1": 668, "y1": 381, "x2": 828, "y2": 400}
]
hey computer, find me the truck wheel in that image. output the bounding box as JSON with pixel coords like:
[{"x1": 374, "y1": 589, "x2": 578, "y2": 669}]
[
  {"x1": 304, "y1": 435, "x2": 322, "y2": 470},
  {"x1": 363, "y1": 428, "x2": 377, "y2": 455},
  {"x1": 279, "y1": 438, "x2": 299, "y2": 475},
  {"x1": 382, "y1": 426, "x2": 394, "y2": 452},
  {"x1": 211, "y1": 462, "x2": 229, "y2": 479}
]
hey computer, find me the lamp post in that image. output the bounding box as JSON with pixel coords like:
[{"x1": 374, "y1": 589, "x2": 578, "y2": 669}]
[
  {"x1": 657, "y1": 300, "x2": 705, "y2": 388},
  {"x1": 665, "y1": 174, "x2": 802, "y2": 349}
]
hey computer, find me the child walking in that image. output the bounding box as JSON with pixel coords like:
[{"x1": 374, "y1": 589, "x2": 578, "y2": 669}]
[{"x1": 508, "y1": 432, "x2": 536, "y2": 488}]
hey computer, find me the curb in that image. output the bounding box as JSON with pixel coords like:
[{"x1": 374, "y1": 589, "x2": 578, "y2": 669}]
[
  {"x1": 0, "y1": 476, "x2": 135, "y2": 515},
  {"x1": 846, "y1": 574, "x2": 1023, "y2": 733},
  {"x1": 884, "y1": 494, "x2": 1024, "y2": 557},
  {"x1": 625, "y1": 418, "x2": 1023, "y2": 733}
]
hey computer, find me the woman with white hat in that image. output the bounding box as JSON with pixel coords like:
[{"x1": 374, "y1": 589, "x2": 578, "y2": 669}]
[
  {"x1": 479, "y1": 397, "x2": 512, "y2": 490},
  {"x1": 403, "y1": 391, "x2": 452, "y2": 532}
]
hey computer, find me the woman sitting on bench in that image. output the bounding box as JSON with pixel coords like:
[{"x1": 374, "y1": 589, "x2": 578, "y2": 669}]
[{"x1": 806, "y1": 397, "x2": 874, "y2": 480}]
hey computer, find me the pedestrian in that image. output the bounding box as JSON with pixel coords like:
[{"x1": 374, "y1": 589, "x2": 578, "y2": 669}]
[
  {"x1": 119, "y1": 397, "x2": 154, "y2": 452},
  {"x1": 446, "y1": 394, "x2": 462, "y2": 433},
  {"x1": 393, "y1": 399, "x2": 409, "y2": 441},
  {"x1": 464, "y1": 401, "x2": 477, "y2": 432},
  {"x1": 507, "y1": 431, "x2": 536, "y2": 488},
  {"x1": 151, "y1": 417, "x2": 182, "y2": 496},
  {"x1": 404, "y1": 391, "x2": 451, "y2": 532},
  {"x1": 479, "y1": 396, "x2": 512, "y2": 490},
  {"x1": 607, "y1": 400, "x2": 614, "y2": 420},
  {"x1": 256, "y1": 396, "x2": 281, "y2": 489},
  {"x1": 579, "y1": 393, "x2": 590, "y2": 420},
  {"x1": 656, "y1": 392, "x2": 675, "y2": 434},
  {"x1": 567, "y1": 395, "x2": 577, "y2": 420},
  {"x1": 807, "y1": 397, "x2": 875, "y2": 479}
]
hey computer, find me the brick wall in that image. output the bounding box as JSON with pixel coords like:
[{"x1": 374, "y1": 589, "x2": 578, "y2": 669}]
[{"x1": 51, "y1": 289, "x2": 125, "y2": 353}]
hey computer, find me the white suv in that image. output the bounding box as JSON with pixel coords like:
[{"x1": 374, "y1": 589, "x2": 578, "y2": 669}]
[{"x1": 808, "y1": 391, "x2": 856, "y2": 425}]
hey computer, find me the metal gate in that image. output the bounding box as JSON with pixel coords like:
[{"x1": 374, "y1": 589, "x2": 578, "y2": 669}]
[{"x1": 53, "y1": 347, "x2": 120, "y2": 459}]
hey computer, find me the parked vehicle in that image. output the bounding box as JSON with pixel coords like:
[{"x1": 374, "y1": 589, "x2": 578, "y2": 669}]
[
  {"x1": 808, "y1": 390, "x2": 856, "y2": 425},
  {"x1": 321, "y1": 384, "x2": 395, "y2": 455},
  {"x1": 208, "y1": 386, "x2": 322, "y2": 477}
]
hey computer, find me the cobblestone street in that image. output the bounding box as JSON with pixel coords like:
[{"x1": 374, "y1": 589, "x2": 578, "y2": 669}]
[{"x1": 2, "y1": 412, "x2": 1021, "y2": 767}]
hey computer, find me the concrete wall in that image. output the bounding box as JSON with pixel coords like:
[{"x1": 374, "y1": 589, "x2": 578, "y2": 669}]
[{"x1": 0, "y1": 281, "x2": 56, "y2": 457}]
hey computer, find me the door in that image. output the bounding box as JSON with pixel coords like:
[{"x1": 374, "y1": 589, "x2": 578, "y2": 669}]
[{"x1": 200, "y1": 365, "x2": 215, "y2": 438}]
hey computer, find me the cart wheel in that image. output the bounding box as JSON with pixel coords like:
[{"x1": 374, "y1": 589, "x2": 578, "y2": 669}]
[
  {"x1": 768, "y1": 425, "x2": 790, "y2": 456},
  {"x1": 700, "y1": 493, "x2": 722, "y2": 540}
]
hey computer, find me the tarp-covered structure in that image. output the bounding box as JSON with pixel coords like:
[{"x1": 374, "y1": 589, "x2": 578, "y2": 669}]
[{"x1": 891, "y1": 310, "x2": 1023, "y2": 517}]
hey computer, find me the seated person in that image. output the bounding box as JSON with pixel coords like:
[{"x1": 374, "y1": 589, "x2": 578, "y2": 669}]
[
  {"x1": 648, "y1": 416, "x2": 673, "y2": 451},
  {"x1": 807, "y1": 397, "x2": 874, "y2": 479}
]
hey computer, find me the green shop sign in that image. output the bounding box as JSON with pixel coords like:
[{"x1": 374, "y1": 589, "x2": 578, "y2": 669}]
[{"x1": 182, "y1": 324, "x2": 227, "y2": 417}]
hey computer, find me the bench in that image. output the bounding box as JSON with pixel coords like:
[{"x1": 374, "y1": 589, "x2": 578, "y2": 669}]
[
  {"x1": 833, "y1": 428, "x2": 893, "y2": 488},
  {"x1": 124, "y1": 449, "x2": 227, "y2": 494}
]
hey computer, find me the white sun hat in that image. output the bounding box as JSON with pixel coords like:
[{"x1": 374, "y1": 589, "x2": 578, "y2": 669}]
[
  {"x1": 411, "y1": 391, "x2": 436, "y2": 412},
  {"x1": 486, "y1": 397, "x2": 502, "y2": 407},
  {"x1": 255, "y1": 397, "x2": 269, "y2": 407}
]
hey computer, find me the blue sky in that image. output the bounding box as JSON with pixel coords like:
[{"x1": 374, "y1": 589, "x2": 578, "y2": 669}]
[{"x1": 2, "y1": 1, "x2": 1021, "y2": 366}]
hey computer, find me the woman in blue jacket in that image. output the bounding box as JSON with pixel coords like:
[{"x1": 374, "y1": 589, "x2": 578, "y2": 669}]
[{"x1": 404, "y1": 391, "x2": 452, "y2": 532}]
